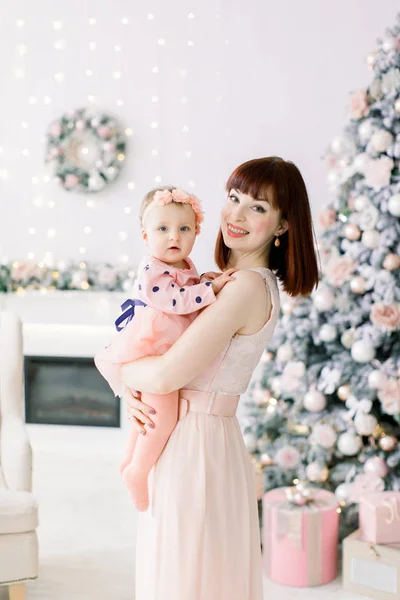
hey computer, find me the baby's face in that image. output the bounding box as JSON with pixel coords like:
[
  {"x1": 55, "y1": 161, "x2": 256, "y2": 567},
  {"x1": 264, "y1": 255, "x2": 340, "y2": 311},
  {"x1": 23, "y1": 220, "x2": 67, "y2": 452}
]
[{"x1": 142, "y1": 202, "x2": 197, "y2": 264}]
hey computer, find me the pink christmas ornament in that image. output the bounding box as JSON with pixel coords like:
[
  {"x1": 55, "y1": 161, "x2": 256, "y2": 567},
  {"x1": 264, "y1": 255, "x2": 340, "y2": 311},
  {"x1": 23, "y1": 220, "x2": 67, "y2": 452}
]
[
  {"x1": 350, "y1": 276, "x2": 366, "y2": 294},
  {"x1": 383, "y1": 253, "x2": 400, "y2": 271},
  {"x1": 303, "y1": 389, "x2": 327, "y2": 412},
  {"x1": 379, "y1": 435, "x2": 397, "y2": 452},
  {"x1": 344, "y1": 224, "x2": 361, "y2": 241},
  {"x1": 306, "y1": 462, "x2": 329, "y2": 482},
  {"x1": 364, "y1": 456, "x2": 389, "y2": 478}
]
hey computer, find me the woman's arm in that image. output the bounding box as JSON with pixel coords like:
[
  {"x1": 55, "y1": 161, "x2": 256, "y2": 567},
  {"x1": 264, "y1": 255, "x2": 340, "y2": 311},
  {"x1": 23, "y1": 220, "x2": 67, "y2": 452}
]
[{"x1": 120, "y1": 269, "x2": 267, "y2": 394}]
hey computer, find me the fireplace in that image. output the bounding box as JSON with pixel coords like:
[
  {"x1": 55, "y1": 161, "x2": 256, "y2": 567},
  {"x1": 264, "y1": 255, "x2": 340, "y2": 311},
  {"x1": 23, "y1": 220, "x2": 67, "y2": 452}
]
[{"x1": 24, "y1": 355, "x2": 120, "y2": 427}]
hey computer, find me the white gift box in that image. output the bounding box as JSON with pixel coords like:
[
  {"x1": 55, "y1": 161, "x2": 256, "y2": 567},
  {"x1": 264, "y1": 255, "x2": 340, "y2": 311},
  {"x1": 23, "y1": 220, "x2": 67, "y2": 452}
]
[{"x1": 343, "y1": 529, "x2": 400, "y2": 600}]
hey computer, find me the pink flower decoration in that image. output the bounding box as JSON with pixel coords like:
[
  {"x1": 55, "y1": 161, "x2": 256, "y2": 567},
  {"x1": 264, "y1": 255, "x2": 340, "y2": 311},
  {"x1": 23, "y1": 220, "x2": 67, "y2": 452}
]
[
  {"x1": 349, "y1": 89, "x2": 369, "y2": 119},
  {"x1": 349, "y1": 472, "x2": 385, "y2": 503},
  {"x1": 49, "y1": 122, "x2": 62, "y2": 137},
  {"x1": 378, "y1": 378, "x2": 400, "y2": 416},
  {"x1": 319, "y1": 209, "x2": 337, "y2": 230},
  {"x1": 11, "y1": 262, "x2": 38, "y2": 282},
  {"x1": 326, "y1": 255, "x2": 357, "y2": 287},
  {"x1": 97, "y1": 126, "x2": 112, "y2": 139},
  {"x1": 370, "y1": 302, "x2": 400, "y2": 332},
  {"x1": 364, "y1": 156, "x2": 394, "y2": 190},
  {"x1": 149, "y1": 188, "x2": 204, "y2": 234},
  {"x1": 98, "y1": 267, "x2": 118, "y2": 286},
  {"x1": 64, "y1": 174, "x2": 80, "y2": 188},
  {"x1": 274, "y1": 446, "x2": 301, "y2": 469},
  {"x1": 280, "y1": 361, "x2": 305, "y2": 391}
]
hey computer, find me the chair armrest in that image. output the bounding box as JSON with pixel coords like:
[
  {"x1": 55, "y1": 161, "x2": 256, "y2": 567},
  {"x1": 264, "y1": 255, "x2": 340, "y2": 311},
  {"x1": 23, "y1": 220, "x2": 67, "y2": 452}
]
[{"x1": 1, "y1": 415, "x2": 32, "y2": 491}]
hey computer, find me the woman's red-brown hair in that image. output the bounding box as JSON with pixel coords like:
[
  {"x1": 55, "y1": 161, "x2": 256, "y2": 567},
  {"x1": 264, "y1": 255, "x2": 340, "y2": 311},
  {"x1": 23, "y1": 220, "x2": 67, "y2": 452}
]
[{"x1": 215, "y1": 157, "x2": 319, "y2": 297}]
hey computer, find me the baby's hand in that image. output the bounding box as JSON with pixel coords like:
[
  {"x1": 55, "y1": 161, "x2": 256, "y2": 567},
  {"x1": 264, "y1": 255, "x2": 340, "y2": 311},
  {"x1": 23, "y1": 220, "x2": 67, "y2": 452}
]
[
  {"x1": 200, "y1": 271, "x2": 220, "y2": 282},
  {"x1": 211, "y1": 268, "x2": 238, "y2": 294}
]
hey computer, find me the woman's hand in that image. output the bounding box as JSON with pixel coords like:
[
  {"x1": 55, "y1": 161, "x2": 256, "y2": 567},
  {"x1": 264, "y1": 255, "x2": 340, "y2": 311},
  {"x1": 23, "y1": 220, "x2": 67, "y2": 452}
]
[
  {"x1": 200, "y1": 271, "x2": 220, "y2": 282},
  {"x1": 211, "y1": 268, "x2": 238, "y2": 294},
  {"x1": 123, "y1": 388, "x2": 156, "y2": 435}
]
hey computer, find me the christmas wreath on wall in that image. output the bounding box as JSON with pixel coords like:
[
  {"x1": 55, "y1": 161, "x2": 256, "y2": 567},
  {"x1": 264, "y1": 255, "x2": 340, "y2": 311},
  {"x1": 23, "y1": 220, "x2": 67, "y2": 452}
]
[{"x1": 45, "y1": 107, "x2": 126, "y2": 193}]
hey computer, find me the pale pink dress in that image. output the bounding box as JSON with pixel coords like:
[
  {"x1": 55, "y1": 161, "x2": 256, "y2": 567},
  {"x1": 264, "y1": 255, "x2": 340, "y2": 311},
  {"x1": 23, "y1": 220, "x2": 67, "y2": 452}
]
[{"x1": 135, "y1": 267, "x2": 280, "y2": 600}]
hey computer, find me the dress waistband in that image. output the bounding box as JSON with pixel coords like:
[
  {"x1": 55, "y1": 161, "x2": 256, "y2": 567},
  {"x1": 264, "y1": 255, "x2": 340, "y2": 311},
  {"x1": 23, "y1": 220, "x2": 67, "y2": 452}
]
[{"x1": 178, "y1": 389, "x2": 240, "y2": 420}]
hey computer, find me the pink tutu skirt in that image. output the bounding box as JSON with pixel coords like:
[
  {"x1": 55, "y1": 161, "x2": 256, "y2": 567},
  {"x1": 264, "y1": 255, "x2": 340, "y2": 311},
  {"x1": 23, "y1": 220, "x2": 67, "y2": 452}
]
[{"x1": 94, "y1": 305, "x2": 196, "y2": 397}]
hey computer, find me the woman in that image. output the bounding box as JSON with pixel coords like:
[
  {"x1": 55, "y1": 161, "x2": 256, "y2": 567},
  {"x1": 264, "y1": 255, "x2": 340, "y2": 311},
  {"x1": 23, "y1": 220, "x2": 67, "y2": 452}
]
[{"x1": 120, "y1": 157, "x2": 319, "y2": 599}]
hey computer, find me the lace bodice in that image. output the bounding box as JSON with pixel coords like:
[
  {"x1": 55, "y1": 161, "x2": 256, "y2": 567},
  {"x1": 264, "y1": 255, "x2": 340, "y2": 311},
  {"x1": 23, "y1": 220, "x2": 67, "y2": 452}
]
[{"x1": 182, "y1": 268, "x2": 280, "y2": 395}]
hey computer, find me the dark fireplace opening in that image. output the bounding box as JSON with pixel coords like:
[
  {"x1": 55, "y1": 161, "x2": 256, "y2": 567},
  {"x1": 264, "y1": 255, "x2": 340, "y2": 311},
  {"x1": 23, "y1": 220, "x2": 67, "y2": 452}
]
[{"x1": 24, "y1": 356, "x2": 120, "y2": 427}]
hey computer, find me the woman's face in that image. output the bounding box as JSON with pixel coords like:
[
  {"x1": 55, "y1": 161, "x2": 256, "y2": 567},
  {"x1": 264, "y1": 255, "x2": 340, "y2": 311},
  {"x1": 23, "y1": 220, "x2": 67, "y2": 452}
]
[{"x1": 220, "y1": 188, "x2": 285, "y2": 260}]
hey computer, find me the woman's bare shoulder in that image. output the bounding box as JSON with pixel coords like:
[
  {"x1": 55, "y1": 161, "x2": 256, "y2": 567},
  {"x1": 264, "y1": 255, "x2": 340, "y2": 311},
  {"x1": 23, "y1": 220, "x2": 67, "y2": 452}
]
[
  {"x1": 230, "y1": 268, "x2": 268, "y2": 293},
  {"x1": 215, "y1": 268, "x2": 267, "y2": 307}
]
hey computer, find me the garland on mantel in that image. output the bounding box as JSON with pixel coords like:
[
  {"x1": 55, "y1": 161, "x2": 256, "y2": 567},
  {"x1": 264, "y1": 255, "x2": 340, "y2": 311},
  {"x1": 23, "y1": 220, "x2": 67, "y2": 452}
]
[{"x1": 0, "y1": 260, "x2": 136, "y2": 293}]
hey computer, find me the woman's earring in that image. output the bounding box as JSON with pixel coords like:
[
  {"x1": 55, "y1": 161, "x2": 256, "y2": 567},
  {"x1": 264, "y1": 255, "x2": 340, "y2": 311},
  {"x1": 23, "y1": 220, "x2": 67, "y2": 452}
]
[{"x1": 274, "y1": 236, "x2": 280, "y2": 247}]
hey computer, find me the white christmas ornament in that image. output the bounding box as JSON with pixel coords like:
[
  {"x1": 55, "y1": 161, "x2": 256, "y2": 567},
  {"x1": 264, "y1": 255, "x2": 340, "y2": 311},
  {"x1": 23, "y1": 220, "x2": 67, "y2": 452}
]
[
  {"x1": 341, "y1": 329, "x2": 355, "y2": 349},
  {"x1": 353, "y1": 195, "x2": 369, "y2": 211},
  {"x1": 362, "y1": 230, "x2": 380, "y2": 249},
  {"x1": 276, "y1": 344, "x2": 294, "y2": 362},
  {"x1": 388, "y1": 193, "x2": 400, "y2": 217},
  {"x1": 353, "y1": 154, "x2": 370, "y2": 173},
  {"x1": 382, "y1": 37, "x2": 397, "y2": 52},
  {"x1": 88, "y1": 174, "x2": 105, "y2": 191},
  {"x1": 306, "y1": 462, "x2": 329, "y2": 482},
  {"x1": 350, "y1": 276, "x2": 366, "y2": 294},
  {"x1": 320, "y1": 324, "x2": 337, "y2": 342},
  {"x1": 371, "y1": 129, "x2": 393, "y2": 152},
  {"x1": 358, "y1": 120, "x2": 373, "y2": 140},
  {"x1": 313, "y1": 288, "x2": 335, "y2": 312},
  {"x1": 351, "y1": 340, "x2": 376, "y2": 363},
  {"x1": 338, "y1": 383, "x2": 351, "y2": 400},
  {"x1": 368, "y1": 370, "x2": 387, "y2": 389},
  {"x1": 354, "y1": 412, "x2": 378, "y2": 436},
  {"x1": 303, "y1": 389, "x2": 327, "y2": 412},
  {"x1": 338, "y1": 432, "x2": 362, "y2": 456},
  {"x1": 335, "y1": 483, "x2": 350, "y2": 502}
]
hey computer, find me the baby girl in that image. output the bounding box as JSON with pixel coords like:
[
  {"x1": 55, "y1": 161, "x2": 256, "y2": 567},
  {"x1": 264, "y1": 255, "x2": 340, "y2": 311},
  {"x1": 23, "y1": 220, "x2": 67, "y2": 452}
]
[{"x1": 94, "y1": 186, "x2": 235, "y2": 511}]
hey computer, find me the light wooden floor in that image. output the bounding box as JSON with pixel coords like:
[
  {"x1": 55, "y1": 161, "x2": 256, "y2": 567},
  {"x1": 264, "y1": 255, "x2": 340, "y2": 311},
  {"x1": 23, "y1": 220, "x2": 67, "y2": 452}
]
[{"x1": 0, "y1": 424, "x2": 369, "y2": 600}]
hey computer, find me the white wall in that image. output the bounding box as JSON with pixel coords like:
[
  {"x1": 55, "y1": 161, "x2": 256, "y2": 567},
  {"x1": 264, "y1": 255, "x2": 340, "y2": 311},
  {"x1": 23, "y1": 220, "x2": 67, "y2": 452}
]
[{"x1": 0, "y1": 0, "x2": 398, "y2": 274}]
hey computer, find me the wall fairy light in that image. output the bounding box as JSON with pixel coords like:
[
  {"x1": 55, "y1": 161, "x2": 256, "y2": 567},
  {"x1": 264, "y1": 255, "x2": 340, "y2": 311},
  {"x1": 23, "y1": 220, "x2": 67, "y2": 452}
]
[{"x1": 0, "y1": 4, "x2": 237, "y2": 272}]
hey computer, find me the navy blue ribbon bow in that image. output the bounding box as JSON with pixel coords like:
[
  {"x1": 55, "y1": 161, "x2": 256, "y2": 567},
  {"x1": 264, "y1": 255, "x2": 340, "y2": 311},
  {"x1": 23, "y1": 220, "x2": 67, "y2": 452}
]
[{"x1": 115, "y1": 298, "x2": 147, "y2": 332}]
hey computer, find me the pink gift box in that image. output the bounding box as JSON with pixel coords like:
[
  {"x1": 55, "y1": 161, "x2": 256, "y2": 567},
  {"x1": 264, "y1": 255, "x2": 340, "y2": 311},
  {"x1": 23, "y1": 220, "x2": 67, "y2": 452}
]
[
  {"x1": 359, "y1": 491, "x2": 400, "y2": 544},
  {"x1": 262, "y1": 487, "x2": 339, "y2": 587}
]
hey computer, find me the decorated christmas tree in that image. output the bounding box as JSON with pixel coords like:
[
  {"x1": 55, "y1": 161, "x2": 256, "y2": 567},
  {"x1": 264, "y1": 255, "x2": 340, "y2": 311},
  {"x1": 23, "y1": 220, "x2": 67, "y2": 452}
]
[{"x1": 244, "y1": 15, "x2": 400, "y2": 539}]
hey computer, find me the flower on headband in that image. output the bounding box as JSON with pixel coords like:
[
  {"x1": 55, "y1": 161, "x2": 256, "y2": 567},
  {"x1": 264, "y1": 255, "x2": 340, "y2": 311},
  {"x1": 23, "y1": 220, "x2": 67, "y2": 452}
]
[{"x1": 152, "y1": 188, "x2": 204, "y2": 234}]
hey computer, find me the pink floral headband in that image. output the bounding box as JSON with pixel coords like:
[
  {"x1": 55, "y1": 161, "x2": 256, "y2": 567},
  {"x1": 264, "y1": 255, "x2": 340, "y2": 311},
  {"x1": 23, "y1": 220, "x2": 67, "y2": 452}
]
[{"x1": 142, "y1": 188, "x2": 204, "y2": 234}]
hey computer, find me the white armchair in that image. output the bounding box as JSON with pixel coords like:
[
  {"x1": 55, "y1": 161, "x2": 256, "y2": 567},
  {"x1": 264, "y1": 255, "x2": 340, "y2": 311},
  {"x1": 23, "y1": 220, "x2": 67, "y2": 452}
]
[{"x1": 0, "y1": 311, "x2": 38, "y2": 600}]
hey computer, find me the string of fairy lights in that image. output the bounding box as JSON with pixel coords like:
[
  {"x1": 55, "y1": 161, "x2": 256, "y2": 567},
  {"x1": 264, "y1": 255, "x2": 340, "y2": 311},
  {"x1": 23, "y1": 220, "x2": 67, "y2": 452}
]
[{"x1": 0, "y1": 10, "x2": 227, "y2": 290}]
